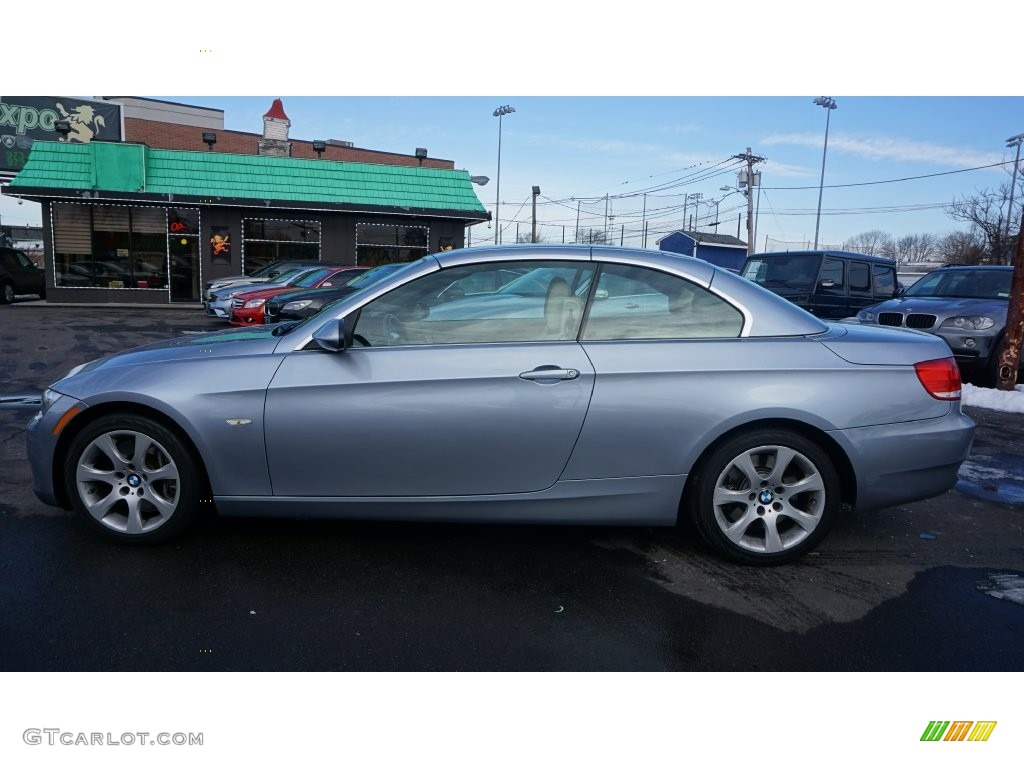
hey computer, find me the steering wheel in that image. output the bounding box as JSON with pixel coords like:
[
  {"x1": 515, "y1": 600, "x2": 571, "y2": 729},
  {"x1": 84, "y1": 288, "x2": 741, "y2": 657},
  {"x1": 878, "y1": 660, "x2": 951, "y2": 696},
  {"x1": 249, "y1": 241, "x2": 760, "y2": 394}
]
[{"x1": 351, "y1": 333, "x2": 370, "y2": 347}]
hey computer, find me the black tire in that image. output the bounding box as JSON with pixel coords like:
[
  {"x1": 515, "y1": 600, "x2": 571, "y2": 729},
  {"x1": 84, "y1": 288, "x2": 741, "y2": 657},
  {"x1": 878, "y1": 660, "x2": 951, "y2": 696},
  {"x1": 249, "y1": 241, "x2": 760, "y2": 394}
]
[
  {"x1": 0, "y1": 281, "x2": 13, "y2": 304},
  {"x1": 688, "y1": 428, "x2": 840, "y2": 566},
  {"x1": 63, "y1": 414, "x2": 203, "y2": 545}
]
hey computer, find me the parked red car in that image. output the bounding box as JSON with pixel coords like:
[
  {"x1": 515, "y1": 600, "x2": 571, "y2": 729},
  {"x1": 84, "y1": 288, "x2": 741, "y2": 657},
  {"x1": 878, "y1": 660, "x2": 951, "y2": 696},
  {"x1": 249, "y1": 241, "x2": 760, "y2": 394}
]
[{"x1": 229, "y1": 266, "x2": 366, "y2": 325}]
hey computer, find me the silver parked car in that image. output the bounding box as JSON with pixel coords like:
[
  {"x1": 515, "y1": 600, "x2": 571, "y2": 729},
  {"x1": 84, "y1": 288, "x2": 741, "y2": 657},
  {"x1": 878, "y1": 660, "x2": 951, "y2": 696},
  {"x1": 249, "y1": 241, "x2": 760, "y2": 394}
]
[
  {"x1": 855, "y1": 265, "x2": 1017, "y2": 384},
  {"x1": 26, "y1": 245, "x2": 974, "y2": 565}
]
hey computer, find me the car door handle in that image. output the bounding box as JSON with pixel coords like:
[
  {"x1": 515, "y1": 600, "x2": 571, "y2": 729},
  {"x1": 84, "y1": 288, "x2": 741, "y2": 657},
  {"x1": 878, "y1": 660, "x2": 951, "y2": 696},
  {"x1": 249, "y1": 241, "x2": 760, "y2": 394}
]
[
  {"x1": 625, "y1": 303, "x2": 639, "y2": 309},
  {"x1": 519, "y1": 367, "x2": 580, "y2": 381}
]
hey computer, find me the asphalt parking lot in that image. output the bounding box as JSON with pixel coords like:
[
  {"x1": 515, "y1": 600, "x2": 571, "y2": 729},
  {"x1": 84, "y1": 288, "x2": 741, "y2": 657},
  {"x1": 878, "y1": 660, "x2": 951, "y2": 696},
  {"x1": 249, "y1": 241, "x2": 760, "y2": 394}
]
[{"x1": 1, "y1": 300, "x2": 1022, "y2": 671}]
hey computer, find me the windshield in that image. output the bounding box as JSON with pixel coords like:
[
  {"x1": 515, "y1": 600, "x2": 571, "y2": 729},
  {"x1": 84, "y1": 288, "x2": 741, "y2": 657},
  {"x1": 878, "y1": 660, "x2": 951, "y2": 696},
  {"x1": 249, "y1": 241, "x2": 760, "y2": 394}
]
[
  {"x1": 249, "y1": 262, "x2": 280, "y2": 278},
  {"x1": 347, "y1": 263, "x2": 407, "y2": 287},
  {"x1": 294, "y1": 268, "x2": 334, "y2": 288},
  {"x1": 268, "y1": 268, "x2": 305, "y2": 285},
  {"x1": 272, "y1": 262, "x2": 418, "y2": 336},
  {"x1": 741, "y1": 254, "x2": 821, "y2": 291},
  {"x1": 904, "y1": 269, "x2": 1011, "y2": 300}
]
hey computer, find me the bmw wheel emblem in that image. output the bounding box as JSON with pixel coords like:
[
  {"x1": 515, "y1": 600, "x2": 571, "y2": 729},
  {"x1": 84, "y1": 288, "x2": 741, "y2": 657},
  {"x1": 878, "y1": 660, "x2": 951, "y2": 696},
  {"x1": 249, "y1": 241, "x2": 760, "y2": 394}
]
[
  {"x1": 127, "y1": 474, "x2": 142, "y2": 488},
  {"x1": 758, "y1": 489, "x2": 774, "y2": 504}
]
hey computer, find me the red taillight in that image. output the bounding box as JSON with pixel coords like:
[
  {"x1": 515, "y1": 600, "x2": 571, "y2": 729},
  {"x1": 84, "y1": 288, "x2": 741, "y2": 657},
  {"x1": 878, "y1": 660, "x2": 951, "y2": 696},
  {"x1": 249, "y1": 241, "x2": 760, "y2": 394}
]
[{"x1": 914, "y1": 357, "x2": 962, "y2": 400}]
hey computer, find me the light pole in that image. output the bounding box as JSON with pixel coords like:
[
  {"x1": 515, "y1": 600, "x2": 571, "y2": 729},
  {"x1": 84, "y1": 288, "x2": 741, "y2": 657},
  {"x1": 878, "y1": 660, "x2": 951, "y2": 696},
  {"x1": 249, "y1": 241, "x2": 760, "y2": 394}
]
[
  {"x1": 813, "y1": 96, "x2": 837, "y2": 251},
  {"x1": 719, "y1": 185, "x2": 745, "y2": 238},
  {"x1": 1005, "y1": 133, "x2": 1024, "y2": 259},
  {"x1": 492, "y1": 105, "x2": 515, "y2": 244}
]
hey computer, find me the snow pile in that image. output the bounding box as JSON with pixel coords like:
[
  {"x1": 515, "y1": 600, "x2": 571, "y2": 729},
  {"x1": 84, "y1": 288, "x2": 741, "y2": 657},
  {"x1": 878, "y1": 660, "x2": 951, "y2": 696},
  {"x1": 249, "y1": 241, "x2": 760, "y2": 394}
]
[{"x1": 962, "y1": 383, "x2": 1024, "y2": 414}]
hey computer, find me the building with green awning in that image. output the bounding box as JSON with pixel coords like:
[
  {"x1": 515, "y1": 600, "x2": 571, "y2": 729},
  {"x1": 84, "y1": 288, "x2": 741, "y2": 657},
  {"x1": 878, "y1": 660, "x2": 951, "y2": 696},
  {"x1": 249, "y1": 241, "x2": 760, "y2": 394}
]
[{"x1": 5, "y1": 139, "x2": 490, "y2": 304}]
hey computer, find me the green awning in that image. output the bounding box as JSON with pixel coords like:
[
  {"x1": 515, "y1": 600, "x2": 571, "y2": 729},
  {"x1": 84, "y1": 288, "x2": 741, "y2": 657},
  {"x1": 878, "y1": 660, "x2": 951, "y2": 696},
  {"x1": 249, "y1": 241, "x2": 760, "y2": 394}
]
[{"x1": 8, "y1": 141, "x2": 489, "y2": 220}]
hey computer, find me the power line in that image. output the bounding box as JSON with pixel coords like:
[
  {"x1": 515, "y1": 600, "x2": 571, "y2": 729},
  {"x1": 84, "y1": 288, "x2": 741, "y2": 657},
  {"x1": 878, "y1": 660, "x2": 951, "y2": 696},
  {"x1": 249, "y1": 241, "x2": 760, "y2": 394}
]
[{"x1": 762, "y1": 160, "x2": 1015, "y2": 191}]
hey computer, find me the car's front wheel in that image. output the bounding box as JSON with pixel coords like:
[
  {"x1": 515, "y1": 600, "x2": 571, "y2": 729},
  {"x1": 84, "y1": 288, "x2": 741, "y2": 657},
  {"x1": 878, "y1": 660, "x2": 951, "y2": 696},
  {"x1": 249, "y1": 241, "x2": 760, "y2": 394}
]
[
  {"x1": 64, "y1": 415, "x2": 202, "y2": 544},
  {"x1": 689, "y1": 429, "x2": 840, "y2": 565},
  {"x1": 0, "y1": 281, "x2": 13, "y2": 304}
]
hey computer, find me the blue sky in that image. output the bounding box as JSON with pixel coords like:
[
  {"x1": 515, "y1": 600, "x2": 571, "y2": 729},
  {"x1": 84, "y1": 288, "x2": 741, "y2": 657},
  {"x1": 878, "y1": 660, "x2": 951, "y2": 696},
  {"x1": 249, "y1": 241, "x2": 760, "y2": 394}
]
[
  {"x1": 158, "y1": 95, "x2": 1022, "y2": 249},
  {"x1": 4, "y1": 95, "x2": 1020, "y2": 251}
]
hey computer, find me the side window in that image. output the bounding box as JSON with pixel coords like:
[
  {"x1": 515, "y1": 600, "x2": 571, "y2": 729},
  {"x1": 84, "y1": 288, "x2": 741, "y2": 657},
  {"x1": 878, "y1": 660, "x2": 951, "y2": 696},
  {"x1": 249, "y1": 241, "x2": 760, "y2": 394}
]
[
  {"x1": 818, "y1": 258, "x2": 845, "y2": 295},
  {"x1": 873, "y1": 265, "x2": 896, "y2": 298},
  {"x1": 581, "y1": 263, "x2": 743, "y2": 341},
  {"x1": 849, "y1": 261, "x2": 871, "y2": 294},
  {"x1": 352, "y1": 261, "x2": 595, "y2": 346}
]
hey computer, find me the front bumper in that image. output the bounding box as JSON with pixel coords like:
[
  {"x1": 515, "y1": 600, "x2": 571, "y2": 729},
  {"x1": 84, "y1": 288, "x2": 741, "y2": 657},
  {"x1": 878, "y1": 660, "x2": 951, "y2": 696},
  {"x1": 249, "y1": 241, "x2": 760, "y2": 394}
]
[
  {"x1": 932, "y1": 328, "x2": 1000, "y2": 368},
  {"x1": 26, "y1": 392, "x2": 87, "y2": 508},
  {"x1": 230, "y1": 306, "x2": 265, "y2": 325},
  {"x1": 206, "y1": 298, "x2": 232, "y2": 318}
]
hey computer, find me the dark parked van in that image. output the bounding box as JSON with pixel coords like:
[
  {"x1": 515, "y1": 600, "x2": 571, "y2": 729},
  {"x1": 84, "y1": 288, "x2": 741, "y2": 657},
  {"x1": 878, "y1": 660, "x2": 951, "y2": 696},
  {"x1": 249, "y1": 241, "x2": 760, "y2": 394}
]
[{"x1": 740, "y1": 250, "x2": 898, "y2": 319}]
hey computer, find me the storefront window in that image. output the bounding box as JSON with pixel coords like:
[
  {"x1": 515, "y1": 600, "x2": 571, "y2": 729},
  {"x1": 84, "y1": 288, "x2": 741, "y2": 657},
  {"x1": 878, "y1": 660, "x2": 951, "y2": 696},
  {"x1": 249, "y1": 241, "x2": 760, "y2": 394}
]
[
  {"x1": 52, "y1": 203, "x2": 168, "y2": 289},
  {"x1": 242, "y1": 219, "x2": 321, "y2": 273},
  {"x1": 356, "y1": 223, "x2": 429, "y2": 266}
]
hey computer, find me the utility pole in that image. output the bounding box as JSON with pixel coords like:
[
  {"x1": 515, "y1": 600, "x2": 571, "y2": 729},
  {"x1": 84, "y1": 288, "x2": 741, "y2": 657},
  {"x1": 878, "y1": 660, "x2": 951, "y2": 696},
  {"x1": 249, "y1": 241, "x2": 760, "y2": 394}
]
[
  {"x1": 683, "y1": 192, "x2": 702, "y2": 234},
  {"x1": 531, "y1": 186, "x2": 541, "y2": 243},
  {"x1": 1005, "y1": 133, "x2": 1024, "y2": 263},
  {"x1": 574, "y1": 200, "x2": 581, "y2": 243},
  {"x1": 641, "y1": 193, "x2": 647, "y2": 248},
  {"x1": 733, "y1": 147, "x2": 765, "y2": 257},
  {"x1": 604, "y1": 194, "x2": 609, "y2": 243},
  {"x1": 996, "y1": 208, "x2": 1024, "y2": 390}
]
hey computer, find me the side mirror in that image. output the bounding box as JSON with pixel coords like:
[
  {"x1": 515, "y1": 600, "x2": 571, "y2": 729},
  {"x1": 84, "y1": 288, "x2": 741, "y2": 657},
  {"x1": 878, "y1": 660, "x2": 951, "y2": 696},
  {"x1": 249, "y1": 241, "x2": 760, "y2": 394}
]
[
  {"x1": 895, "y1": 284, "x2": 906, "y2": 298},
  {"x1": 594, "y1": 288, "x2": 609, "y2": 301},
  {"x1": 312, "y1": 318, "x2": 348, "y2": 353}
]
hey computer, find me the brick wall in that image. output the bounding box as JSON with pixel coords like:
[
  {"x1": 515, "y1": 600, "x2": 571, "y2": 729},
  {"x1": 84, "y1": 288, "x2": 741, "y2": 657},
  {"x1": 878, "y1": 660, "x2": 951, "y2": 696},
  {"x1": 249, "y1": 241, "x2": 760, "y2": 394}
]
[{"x1": 124, "y1": 118, "x2": 455, "y2": 169}]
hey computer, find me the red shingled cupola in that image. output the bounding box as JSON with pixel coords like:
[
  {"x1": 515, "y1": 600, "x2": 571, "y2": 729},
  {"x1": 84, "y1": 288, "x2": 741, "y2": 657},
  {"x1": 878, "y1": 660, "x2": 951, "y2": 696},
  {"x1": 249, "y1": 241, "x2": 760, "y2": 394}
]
[
  {"x1": 259, "y1": 99, "x2": 292, "y2": 157},
  {"x1": 264, "y1": 98, "x2": 290, "y2": 121}
]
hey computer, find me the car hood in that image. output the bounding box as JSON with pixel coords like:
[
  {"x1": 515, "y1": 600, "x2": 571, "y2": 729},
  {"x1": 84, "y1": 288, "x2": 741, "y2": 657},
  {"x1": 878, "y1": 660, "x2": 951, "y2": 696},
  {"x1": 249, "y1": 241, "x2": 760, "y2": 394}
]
[
  {"x1": 867, "y1": 295, "x2": 1009, "y2": 319},
  {"x1": 49, "y1": 325, "x2": 282, "y2": 395},
  {"x1": 231, "y1": 284, "x2": 304, "y2": 301},
  {"x1": 210, "y1": 280, "x2": 279, "y2": 300}
]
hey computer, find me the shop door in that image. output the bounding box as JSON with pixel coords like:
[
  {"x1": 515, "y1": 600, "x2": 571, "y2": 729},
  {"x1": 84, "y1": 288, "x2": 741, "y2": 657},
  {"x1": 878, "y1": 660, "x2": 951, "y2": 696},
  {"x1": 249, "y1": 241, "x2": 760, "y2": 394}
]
[{"x1": 169, "y1": 235, "x2": 199, "y2": 301}]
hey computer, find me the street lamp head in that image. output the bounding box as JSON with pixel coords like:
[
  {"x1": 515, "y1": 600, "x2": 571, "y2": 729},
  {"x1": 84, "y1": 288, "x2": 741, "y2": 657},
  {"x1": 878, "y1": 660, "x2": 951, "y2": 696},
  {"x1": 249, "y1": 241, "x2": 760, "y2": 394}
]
[
  {"x1": 493, "y1": 105, "x2": 516, "y2": 117},
  {"x1": 470, "y1": 175, "x2": 490, "y2": 186},
  {"x1": 1007, "y1": 133, "x2": 1024, "y2": 148},
  {"x1": 814, "y1": 96, "x2": 837, "y2": 110}
]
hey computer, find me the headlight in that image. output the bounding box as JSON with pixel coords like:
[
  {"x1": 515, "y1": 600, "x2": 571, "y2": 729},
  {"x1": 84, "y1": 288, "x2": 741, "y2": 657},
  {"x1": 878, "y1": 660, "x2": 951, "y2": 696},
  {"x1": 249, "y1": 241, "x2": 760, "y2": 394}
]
[
  {"x1": 243, "y1": 298, "x2": 267, "y2": 309},
  {"x1": 282, "y1": 300, "x2": 312, "y2": 311},
  {"x1": 40, "y1": 388, "x2": 61, "y2": 414},
  {"x1": 940, "y1": 315, "x2": 995, "y2": 331},
  {"x1": 857, "y1": 310, "x2": 876, "y2": 322}
]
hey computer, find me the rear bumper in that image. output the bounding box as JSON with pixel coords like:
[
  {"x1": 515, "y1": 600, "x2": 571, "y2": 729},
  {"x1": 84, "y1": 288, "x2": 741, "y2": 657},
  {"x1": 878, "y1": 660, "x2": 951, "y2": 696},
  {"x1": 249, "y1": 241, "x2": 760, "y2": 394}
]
[{"x1": 831, "y1": 408, "x2": 975, "y2": 511}]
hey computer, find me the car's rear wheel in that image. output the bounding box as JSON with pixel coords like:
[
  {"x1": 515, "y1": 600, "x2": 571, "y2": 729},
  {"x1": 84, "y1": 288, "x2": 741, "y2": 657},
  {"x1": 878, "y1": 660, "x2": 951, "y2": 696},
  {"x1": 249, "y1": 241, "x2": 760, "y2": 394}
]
[
  {"x1": 689, "y1": 429, "x2": 839, "y2": 565},
  {"x1": 64, "y1": 415, "x2": 202, "y2": 544}
]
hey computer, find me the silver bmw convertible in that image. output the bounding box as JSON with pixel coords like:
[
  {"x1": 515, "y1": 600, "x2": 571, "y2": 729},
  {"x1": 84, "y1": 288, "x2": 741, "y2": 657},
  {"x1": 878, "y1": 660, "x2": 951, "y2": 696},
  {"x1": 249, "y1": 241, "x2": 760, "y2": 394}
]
[{"x1": 26, "y1": 245, "x2": 974, "y2": 565}]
